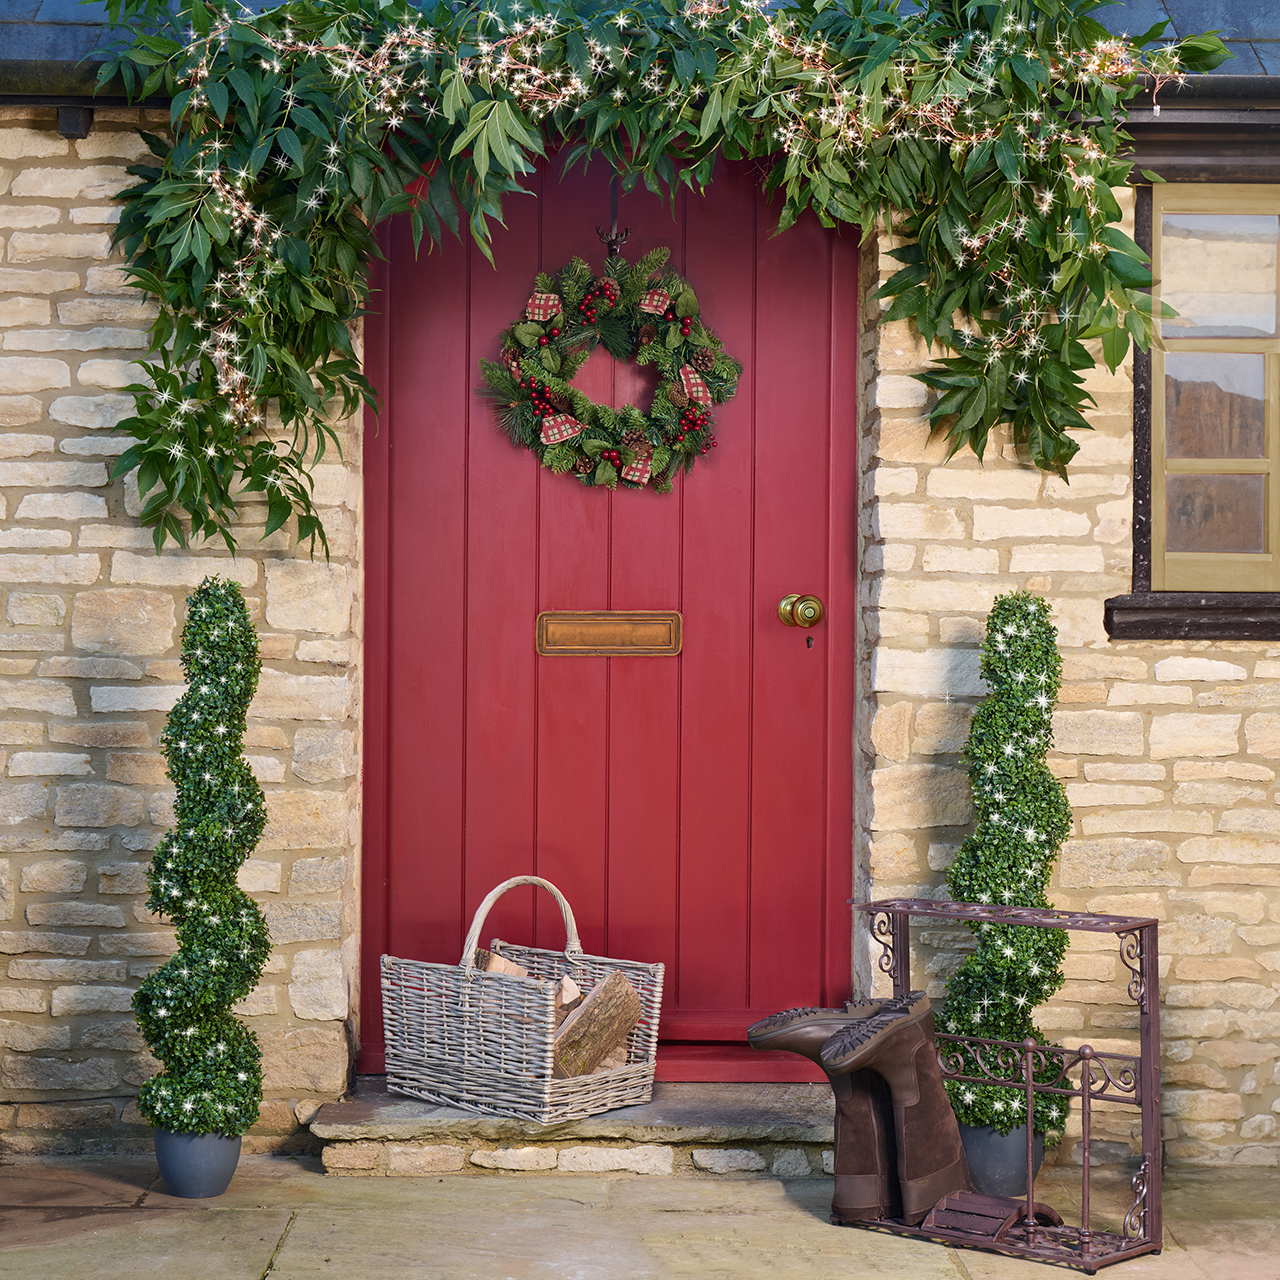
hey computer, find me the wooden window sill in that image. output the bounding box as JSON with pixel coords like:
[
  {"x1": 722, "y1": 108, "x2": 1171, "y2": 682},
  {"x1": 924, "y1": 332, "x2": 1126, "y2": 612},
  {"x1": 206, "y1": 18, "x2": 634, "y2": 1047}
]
[{"x1": 1105, "y1": 592, "x2": 1280, "y2": 639}]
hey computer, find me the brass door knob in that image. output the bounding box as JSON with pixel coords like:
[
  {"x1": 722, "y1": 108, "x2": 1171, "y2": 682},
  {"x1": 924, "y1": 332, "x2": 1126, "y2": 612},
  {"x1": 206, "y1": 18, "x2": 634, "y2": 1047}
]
[{"x1": 778, "y1": 594, "x2": 824, "y2": 628}]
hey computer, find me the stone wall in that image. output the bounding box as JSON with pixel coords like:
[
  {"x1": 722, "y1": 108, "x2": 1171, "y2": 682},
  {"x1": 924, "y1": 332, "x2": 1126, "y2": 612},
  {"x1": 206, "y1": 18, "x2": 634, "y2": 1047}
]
[
  {"x1": 0, "y1": 110, "x2": 362, "y2": 1153},
  {"x1": 860, "y1": 191, "x2": 1280, "y2": 1167}
]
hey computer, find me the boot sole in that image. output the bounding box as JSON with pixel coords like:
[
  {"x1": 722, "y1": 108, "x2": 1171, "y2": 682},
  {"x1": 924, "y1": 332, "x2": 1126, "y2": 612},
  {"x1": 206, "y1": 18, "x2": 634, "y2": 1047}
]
[
  {"x1": 819, "y1": 992, "x2": 931, "y2": 1073},
  {"x1": 746, "y1": 1001, "x2": 885, "y2": 1049}
]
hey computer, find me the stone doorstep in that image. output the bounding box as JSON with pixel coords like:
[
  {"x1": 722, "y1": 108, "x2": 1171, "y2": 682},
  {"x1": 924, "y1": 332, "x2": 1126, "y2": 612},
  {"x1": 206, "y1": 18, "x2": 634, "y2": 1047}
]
[{"x1": 312, "y1": 1078, "x2": 836, "y2": 1179}]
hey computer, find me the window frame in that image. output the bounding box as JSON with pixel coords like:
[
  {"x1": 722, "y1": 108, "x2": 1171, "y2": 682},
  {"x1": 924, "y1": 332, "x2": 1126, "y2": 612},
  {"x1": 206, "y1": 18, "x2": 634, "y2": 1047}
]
[{"x1": 1106, "y1": 182, "x2": 1280, "y2": 639}]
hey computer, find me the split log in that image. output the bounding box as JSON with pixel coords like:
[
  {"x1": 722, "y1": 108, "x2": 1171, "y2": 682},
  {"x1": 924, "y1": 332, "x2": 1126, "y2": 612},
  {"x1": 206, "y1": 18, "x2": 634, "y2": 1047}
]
[
  {"x1": 553, "y1": 970, "x2": 642, "y2": 1078},
  {"x1": 553, "y1": 976, "x2": 584, "y2": 1027},
  {"x1": 474, "y1": 948, "x2": 528, "y2": 978}
]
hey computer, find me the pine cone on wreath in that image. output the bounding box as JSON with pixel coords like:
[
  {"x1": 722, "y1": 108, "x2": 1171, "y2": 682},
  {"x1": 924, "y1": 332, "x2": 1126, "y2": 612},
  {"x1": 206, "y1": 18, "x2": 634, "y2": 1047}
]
[
  {"x1": 572, "y1": 454, "x2": 595, "y2": 475},
  {"x1": 667, "y1": 385, "x2": 689, "y2": 409},
  {"x1": 546, "y1": 388, "x2": 572, "y2": 413},
  {"x1": 638, "y1": 323, "x2": 657, "y2": 347},
  {"x1": 691, "y1": 348, "x2": 716, "y2": 373},
  {"x1": 621, "y1": 428, "x2": 649, "y2": 451}
]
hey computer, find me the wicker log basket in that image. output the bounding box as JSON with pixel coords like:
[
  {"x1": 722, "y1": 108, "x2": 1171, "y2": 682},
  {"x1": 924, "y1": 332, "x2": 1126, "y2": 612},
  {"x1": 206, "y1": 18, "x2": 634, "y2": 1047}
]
[{"x1": 381, "y1": 875, "x2": 665, "y2": 1123}]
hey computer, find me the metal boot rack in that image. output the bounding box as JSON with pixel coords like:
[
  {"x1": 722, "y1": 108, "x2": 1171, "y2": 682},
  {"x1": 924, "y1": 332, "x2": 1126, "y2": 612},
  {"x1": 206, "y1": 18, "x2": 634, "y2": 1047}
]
[{"x1": 852, "y1": 899, "x2": 1161, "y2": 1274}]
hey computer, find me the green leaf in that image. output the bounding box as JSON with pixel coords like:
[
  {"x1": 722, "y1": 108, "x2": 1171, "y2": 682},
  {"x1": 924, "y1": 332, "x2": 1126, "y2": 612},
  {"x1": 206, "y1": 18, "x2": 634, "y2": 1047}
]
[
  {"x1": 206, "y1": 79, "x2": 229, "y2": 123},
  {"x1": 276, "y1": 127, "x2": 305, "y2": 169},
  {"x1": 513, "y1": 322, "x2": 543, "y2": 347},
  {"x1": 1100, "y1": 323, "x2": 1129, "y2": 372},
  {"x1": 675, "y1": 289, "x2": 697, "y2": 318}
]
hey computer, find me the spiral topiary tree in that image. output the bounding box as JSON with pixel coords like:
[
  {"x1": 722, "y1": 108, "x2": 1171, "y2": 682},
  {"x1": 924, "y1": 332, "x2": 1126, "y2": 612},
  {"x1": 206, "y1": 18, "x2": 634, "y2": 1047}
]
[
  {"x1": 132, "y1": 576, "x2": 271, "y2": 1135},
  {"x1": 939, "y1": 591, "x2": 1072, "y2": 1138}
]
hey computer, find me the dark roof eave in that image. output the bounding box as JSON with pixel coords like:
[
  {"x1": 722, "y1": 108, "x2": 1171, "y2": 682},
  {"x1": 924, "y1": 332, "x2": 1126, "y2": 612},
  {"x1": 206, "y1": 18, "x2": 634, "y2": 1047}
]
[{"x1": 0, "y1": 59, "x2": 167, "y2": 105}]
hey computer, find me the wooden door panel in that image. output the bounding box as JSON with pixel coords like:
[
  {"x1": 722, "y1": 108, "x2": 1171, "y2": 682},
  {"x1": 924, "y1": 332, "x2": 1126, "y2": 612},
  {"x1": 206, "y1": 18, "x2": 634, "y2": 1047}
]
[{"x1": 362, "y1": 156, "x2": 857, "y2": 1079}]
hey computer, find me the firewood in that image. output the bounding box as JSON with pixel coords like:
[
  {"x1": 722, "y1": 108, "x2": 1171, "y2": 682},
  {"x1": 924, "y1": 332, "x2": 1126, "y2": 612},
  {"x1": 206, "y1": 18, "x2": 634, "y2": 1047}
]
[
  {"x1": 553, "y1": 976, "x2": 583, "y2": 1026},
  {"x1": 474, "y1": 948, "x2": 528, "y2": 978},
  {"x1": 591, "y1": 1045, "x2": 629, "y2": 1074},
  {"x1": 552, "y1": 971, "x2": 642, "y2": 1079}
]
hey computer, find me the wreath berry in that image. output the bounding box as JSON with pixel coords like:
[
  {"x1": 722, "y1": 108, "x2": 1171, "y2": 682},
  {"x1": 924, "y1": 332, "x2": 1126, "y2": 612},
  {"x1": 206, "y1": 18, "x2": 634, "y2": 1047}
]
[{"x1": 479, "y1": 247, "x2": 743, "y2": 492}]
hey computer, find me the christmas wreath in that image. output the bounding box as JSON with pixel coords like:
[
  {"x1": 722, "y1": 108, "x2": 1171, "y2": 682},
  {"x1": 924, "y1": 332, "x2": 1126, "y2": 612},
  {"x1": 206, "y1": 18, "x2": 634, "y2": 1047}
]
[{"x1": 479, "y1": 248, "x2": 743, "y2": 492}]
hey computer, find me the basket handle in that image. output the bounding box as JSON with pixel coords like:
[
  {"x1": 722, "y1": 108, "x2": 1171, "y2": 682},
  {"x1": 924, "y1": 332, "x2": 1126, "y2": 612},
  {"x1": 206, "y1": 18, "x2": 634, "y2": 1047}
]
[{"x1": 459, "y1": 876, "x2": 584, "y2": 973}]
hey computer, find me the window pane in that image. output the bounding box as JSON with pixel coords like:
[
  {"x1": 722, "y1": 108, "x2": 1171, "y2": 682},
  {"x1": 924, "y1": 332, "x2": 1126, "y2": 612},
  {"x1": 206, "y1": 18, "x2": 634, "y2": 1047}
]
[
  {"x1": 1166, "y1": 474, "x2": 1266, "y2": 553},
  {"x1": 1161, "y1": 214, "x2": 1278, "y2": 337},
  {"x1": 1165, "y1": 353, "x2": 1266, "y2": 459}
]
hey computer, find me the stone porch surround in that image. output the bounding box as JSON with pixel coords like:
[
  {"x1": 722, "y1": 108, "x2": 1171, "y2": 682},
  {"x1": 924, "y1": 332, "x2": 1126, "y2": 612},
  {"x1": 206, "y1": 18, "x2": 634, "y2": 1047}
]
[{"x1": 0, "y1": 110, "x2": 361, "y2": 1154}]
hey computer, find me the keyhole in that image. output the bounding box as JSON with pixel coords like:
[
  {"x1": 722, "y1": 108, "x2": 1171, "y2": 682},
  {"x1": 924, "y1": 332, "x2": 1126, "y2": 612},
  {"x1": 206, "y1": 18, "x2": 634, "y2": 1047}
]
[{"x1": 807, "y1": 636, "x2": 814, "y2": 649}]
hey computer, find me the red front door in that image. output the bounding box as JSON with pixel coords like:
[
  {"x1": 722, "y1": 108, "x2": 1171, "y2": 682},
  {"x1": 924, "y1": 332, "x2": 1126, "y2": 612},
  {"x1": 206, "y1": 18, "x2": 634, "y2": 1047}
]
[{"x1": 362, "y1": 158, "x2": 859, "y2": 1080}]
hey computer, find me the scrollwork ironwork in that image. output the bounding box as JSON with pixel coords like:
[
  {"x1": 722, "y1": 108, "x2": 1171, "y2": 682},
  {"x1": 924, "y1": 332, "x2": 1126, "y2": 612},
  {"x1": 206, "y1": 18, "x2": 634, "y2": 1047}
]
[
  {"x1": 1118, "y1": 930, "x2": 1146, "y2": 1011},
  {"x1": 872, "y1": 911, "x2": 896, "y2": 977},
  {"x1": 1123, "y1": 1159, "x2": 1150, "y2": 1238}
]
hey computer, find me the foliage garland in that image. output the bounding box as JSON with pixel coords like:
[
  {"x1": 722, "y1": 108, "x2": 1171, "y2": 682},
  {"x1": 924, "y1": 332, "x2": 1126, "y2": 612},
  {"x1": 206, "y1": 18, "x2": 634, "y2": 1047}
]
[
  {"x1": 132, "y1": 577, "x2": 271, "y2": 1136},
  {"x1": 480, "y1": 246, "x2": 742, "y2": 490},
  {"x1": 939, "y1": 591, "x2": 1072, "y2": 1138},
  {"x1": 99, "y1": 0, "x2": 1227, "y2": 551}
]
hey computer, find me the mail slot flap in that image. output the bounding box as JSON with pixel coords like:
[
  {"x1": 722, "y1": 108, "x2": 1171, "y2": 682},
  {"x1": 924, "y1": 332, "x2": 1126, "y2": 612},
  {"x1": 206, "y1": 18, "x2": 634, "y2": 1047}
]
[{"x1": 536, "y1": 611, "x2": 682, "y2": 656}]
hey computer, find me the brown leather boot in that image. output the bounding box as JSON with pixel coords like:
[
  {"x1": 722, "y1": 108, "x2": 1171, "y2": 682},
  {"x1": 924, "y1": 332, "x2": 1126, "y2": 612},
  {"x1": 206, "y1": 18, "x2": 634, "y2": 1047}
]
[
  {"x1": 819, "y1": 991, "x2": 972, "y2": 1226},
  {"x1": 747, "y1": 1003, "x2": 899, "y2": 1223}
]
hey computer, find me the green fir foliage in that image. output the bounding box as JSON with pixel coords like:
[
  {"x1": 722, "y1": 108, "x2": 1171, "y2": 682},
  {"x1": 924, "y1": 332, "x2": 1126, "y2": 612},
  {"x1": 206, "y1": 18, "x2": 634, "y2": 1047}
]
[
  {"x1": 132, "y1": 578, "x2": 271, "y2": 1136},
  {"x1": 96, "y1": 0, "x2": 1228, "y2": 547},
  {"x1": 940, "y1": 591, "x2": 1072, "y2": 1139}
]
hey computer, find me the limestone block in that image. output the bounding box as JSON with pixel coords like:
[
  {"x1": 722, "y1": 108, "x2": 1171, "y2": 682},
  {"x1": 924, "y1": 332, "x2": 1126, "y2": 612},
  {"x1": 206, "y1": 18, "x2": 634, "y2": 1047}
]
[
  {"x1": 57, "y1": 300, "x2": 158, "y2": 326},
  {"x1": 1051, "y1": 710, "x2": 1143, "y2": 756},
  {"x1": 289, "y1": 856, "x2": 347, "y2": 896},
  {"x1": 873, "y1": 503, "x2": 965, "y2": 540},
  {"x1": 97, "y1": 862, "x2": 148, "y2": 895},
  {"x1": 868, "y1": 468, "x2": 918, "y2": 497},
  {"x1": 925, "y1": 469, "x2": 1041, "y2": 501},
  {"x1": 291, "y1": 729, "x2": 357, "y2": 784},
  {"x1": 0, "y1": 783, "x2": 48, "y2": 826},
  {"x1": 870, "y1": 764, "x2": 972, "y2": 829},
  {"x1": 0, "y1": 1020, "x2": 71, "y2": 1051},
  {"x1": 97, "y1": 933, "x2": 177, "y2": 956},
  {"x1": 49, "y1": 722, "x2": 150, "y2": 748},
  {"x1": 1245, "y1": 714, "x2": 1280, "y2": 757},
  {"x1": 1162, "y1": 1091, "x2": 1244, "y2": 1121},
  {"x1": 6, "y1": 232, "x2": 112, "y2": 265},
  {"x1": 557, "y1": 1144, "x2": 674, "y2": 1174},
  {"x1": 871, "y1": 648, "x2": 986, "y2": 697},
  {"x1": 869, "y1": 833, "x2": 921, "y2": 883},
  {"x1": 264, "y1": 903, "x2": 342, "y2": 945},
  {"x1": 771, "y1": 1148, "x2": 812, "y2": 1177},
  {"x1": 870, "y1": 702, "x2": 911, "y2": 763},
  {"x1": 1175, "y1": 782, "x2": 1265, "y2": 806},
  {"x1": 0, "y1": 357, "x2": 70, "y2": 394},
  {"x1": 0, "y1": 989, "x2": 45, "y2": 1013},
  {"x1": 1081, "y1": 811, "x2": 1213, "y2": 836},
  {"x1": 874, "y1": 579, "x2": 1001, "y2": 615},
  {"x1": 89, "y1": 686, "x2": 182, "y2": 713},
  {"x1": 19, "y1": 859, "x2": 86, "y2": 893},
  {"x1": 1201, "y1": 1041, "x2": 1280, "y2": 1069},
  {"x1": 50, "y1": 986, "x2": 135, "y2": 1016},
  {"x1": 0, "y1": 555, "x2": 100, "y2": 585},
  {"x1": 1161, "y1": 914, "x2": 1237, "y2": 956},
  {"x1": 250, "y1": 671, "x2": 352, "y2": 722},
  {"x1": 1177, "y1": 837, "x2": 1280, "y2": 865},
  {"x1": 1049, "y1": 598, "x2": 1108, "y2": 649},
  {"x1": 0, "y1": 677, "x2": 77, "y2": 719},
  {"x1": 1156, "y1": 658, "x2": 1247, "y2": 682},
  {"x1": 1149, "y1": 713, "x2": 1241, "y2": 760},
  {"x1": 1062, "y1": 654, "x2": 1148, "y2": 681},
  {"x1": 875, "y1": 375, "x2": 930, "y2": 409},
  {"x1": 384, "y1": 1144, "x2": 466, "y2": 1176},
  {"x1": 309, "y1": 464, "x2": 357, "y2": 508},
  {"x1": 69, "y1": 588, "x2": 175, "y2": 657},
  {"x1": 322, "y1": 1142, "x2": 384, "y2": 1172},
  {"x1": 15, "y1": 493, "x2": 108, "y2": 520},
  {"x1": 1107, "y1": 683, "x2": 1192, "y2": 706},
  {"x1": 290, "y1": 949, "x2": 347, "y2": 1021},
  {"x1": 232, "y1": 985, "x2": 278, "y2": 1016},
  {"x1": 1058, "y1": 839, "x2": 1176, "y2": 889},
  {"x1": 1220, "y1": 811, "x2": 1280, "y2": 836},
  {"x1": 470, "y1": 1147, "x2": 559, "y2": 1171},
  {"x1": 1242, "y1": 1115, "x2": 1277, "y2": 1141},
  {"x1": 913, "y1": 702, "x2": 975, "y2": 755},
  {"x1": 972, "y1": 506, "x2": 1090, "y2": 540},
  {"x1": 1176, "y1": 959, "x2": 1260, "y2": 981},
  {"x1": 109, "y1": 551, "x2": 256, "y2": 588},
  {"x1": 1064, "y1": 783, "x2": 1163, "y2": 807},
  {"x1": 1, "y1": 1054, "x2": 118, "y2": 1092},
  {"x1": 260, "y1": 1025, "x2": 349, "y2": 1093},
  {"x1": 921, "y1": 546, "x2": 999, "y2": 574},
  {"x1": 0, "y1": 433, "x2": 55, "y2": 459},
  {"x1": 692, "y1": 1148, "x2": 767, "y2": 1173},
  {"x1": 8, "y1": 959, "x2": 125, "y2": 982},
  {"x1": 1008, "y1": 545, "x2": 1106, "y2": 573},
  {"x1": 26, "y1": 902, "x2": 125, "y2": 927},
  {"x1": 0, "y1": 208, "x2": 60, "y2": 231},
  {"x1": 264, "y1": 561, "x2": 352, "y2": 635},
  {"x1": 148, "y1": 790, "x2": 175, "y2": 829},
  {"x1": 261, "y1": 791, "x2": 348, "y2": 852},
  {"x1": 1084, "y1": 763, "x2": 1165, "y2": 781},
  {"x1": 0, "y1": 131, "x2": 69, "y2": 160},
  {"x1": 1170, "y1": 890, "x2": 1267, "y2": 924},
  {"x1": 8, "y1": 752, "x2": 92, "y2": 777},
  {"x1": 75, "y1": 132, "x2": 153, "y2": 162},
  {"x1": 247, "y1": 756, "x2": 285, "y2": 783},
  {"x1": 54, "y1": 784, "x2": 144, "y2": 828},
  {"x1": 0, "y1": 268, "x2": 80, "y2": 294},
  {"x1": 237, "y1": 860, "x2": 282, "y2": 893},
  {"x1": 0, "y1": 397, "x2": 40, "y2": 430}
]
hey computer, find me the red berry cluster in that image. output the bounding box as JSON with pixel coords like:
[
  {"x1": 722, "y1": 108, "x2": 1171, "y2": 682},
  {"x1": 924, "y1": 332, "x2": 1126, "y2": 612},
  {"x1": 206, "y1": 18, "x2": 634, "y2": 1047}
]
[
  {"x1": 672, "y1": 406, "x2": 711, "y2": 443},
  {"x1": 663, "y1": 307, "x2": 694, "y2": 339},
  {"x1": 600, "y1": 447, "x2": 623, "y2": 467},
  {"x1": 519, "y1": 377, "x2": 555, "y2": 417},
  {"x1": 537, "y1": 325, "x2": 562, "y2": 348},
  {"x1": 579, "y1": 279, "x2": 620, "y2": 322}
]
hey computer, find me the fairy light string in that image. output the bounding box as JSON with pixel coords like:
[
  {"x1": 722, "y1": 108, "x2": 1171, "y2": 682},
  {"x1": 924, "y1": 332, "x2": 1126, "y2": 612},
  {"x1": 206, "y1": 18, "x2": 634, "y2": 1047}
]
[{"x1": 100, "y1": 0, "x2": 1226, "y2": 550}]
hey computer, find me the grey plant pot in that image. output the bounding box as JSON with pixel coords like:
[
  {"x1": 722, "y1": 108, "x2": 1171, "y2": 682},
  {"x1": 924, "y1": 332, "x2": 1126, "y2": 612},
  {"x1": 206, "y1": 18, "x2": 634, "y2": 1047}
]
[
  {"x1": 154, "y1": 1128, "x2": 242, "y2": 1199},
  {"x1": 959, "y1": 1122, "x2": 1045, "y2": 1198}
]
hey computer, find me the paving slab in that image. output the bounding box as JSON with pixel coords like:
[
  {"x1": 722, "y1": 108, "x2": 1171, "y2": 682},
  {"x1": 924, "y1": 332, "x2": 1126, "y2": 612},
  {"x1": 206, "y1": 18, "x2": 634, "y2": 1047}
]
[{"x1": 311, "y1": 1078, "x2": 834, "y2": 1144}]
